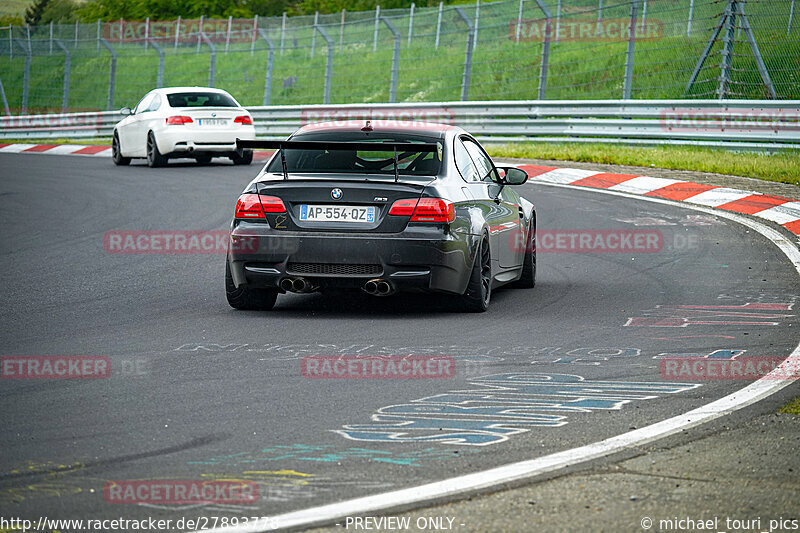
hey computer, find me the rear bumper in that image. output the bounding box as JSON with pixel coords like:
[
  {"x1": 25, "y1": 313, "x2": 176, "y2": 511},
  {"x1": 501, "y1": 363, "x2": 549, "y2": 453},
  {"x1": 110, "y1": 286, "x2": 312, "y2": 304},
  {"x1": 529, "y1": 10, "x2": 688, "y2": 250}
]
[
  {"x1": 228, "y1": 222, "x2": 475, "y2": 295},
  {"x1": 157, "y1": 127, "x2": 255, "y2": 155}
]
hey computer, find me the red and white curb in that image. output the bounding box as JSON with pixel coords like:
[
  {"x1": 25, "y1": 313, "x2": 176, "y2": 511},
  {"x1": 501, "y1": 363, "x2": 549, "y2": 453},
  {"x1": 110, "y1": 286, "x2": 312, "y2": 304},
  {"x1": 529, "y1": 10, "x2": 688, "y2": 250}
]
[
  {"x1": 0, "y1": 143, "x2": 273, "y2": 160},
  {"x1": 515, "y1": 164, "x2": 800, "y2": 236},
  {"x1": 0, "y1": 143, "x2": 112, "y2": 156}
]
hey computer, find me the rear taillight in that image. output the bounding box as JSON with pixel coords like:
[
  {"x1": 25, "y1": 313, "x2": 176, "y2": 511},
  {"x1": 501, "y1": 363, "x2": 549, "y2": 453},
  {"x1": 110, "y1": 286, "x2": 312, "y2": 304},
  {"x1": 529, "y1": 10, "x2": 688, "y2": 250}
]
[
  {"x1": 389, "y1": 198, "x2": 455, "y2": 223},
  {"x1": 388, "y1": 199, "x2": 417, "y2": 216},
  {"x1": 235, "y1": 194, "x2": 266, "y2": 219},
  {"x1": 166, "y1": 115, "x2": 193, "y2": 125},
  {"x1": 258, "y1": 195, "x2": 286, "y2": 213},
  {"x1": 234, "y1": 115, "x2": 253, "y2": 125}
]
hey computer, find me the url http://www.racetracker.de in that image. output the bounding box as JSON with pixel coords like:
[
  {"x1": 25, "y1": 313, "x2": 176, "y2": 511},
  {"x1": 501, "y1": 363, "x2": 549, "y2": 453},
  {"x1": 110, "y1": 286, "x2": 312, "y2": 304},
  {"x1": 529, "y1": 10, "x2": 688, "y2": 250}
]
[{"x1": 0, "y1": 515, "x2": 277, "y2": 532}]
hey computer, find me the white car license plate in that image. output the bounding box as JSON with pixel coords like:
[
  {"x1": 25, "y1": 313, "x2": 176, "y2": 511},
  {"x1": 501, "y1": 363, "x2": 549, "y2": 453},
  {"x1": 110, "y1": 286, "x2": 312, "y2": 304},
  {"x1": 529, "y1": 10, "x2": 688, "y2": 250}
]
[
  {"x1": 299, "y1": 205, "x2": 375, "y2": 223},
  {"x1": 198, "y1": 118, "x2": 227, "y2": 126}
]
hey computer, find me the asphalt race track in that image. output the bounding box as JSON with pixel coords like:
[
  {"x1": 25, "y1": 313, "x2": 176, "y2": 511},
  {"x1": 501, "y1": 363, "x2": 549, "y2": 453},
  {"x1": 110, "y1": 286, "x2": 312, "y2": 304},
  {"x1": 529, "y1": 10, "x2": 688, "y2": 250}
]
[{"x1": 1, "y1": 153, "x2": 799, "y2": 529}]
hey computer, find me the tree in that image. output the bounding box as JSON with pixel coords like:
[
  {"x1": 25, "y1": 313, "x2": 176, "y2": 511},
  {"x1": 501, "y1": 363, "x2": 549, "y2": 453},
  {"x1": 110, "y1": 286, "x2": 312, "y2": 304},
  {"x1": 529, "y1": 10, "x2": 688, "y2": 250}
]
[
  {"x1": 25, "y1": 0, "x2": 51, "y2": 26},
  {"x1": 40, "y1": 0, "x2": 81, "y2": 24}
]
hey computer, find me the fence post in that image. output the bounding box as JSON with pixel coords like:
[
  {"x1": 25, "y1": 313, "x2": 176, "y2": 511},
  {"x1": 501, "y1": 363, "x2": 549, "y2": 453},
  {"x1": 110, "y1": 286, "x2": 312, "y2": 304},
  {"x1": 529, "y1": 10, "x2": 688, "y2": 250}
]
[
  {"x1": 688, "y1": 0, "x2": 695, "y2": 37},
  {"x1": 145, "y1": 17, "x2": 149, "y2": 52},
  {"x1": 533, "y1": 0, "x2": 552, "y2": 99},
  {"x1": 200, "y1": 31, "x2": 217, "y2": 87},
  {"x1": 789, "y1": 0, "x2": 795, "y2": 34},
  {"x1": 175, "y1": 16, "x2": 180, "y2": 50},
  {"x1": 596, "y1": 0, "x2": 603, "y2": 36},
  {"x1": 74, "y1": 20, "x2": 78, "y2": 48},
  {"x1": 197, "y1": 15, "x2": 203, "y2": 53},
  {"x1": 555, "y1": 0, "x2": 561, "y2": 42},
  {"x1": 408, "y1": 3, "x2": 415, "y2": 45},
  {"x1": 258, "y1": 29, "x2": 275, "y2": 105},
  {"x1": 54, "y1": 39, "x2": 71, "y2": 111},
  {"x1": 0, "y1": 74, "x2": 10, "y2": 115},
  {"x1": 381, "y1": 16, "x2": 401, "y2": 103},
  {"x1": 623, "y1": 0, "x2": 639, "y2": 99},
  {"x1": 311, "y1": 11, "x2": 318, "y2": 58},
  {"x1": 515, "y1": 0, "x2": 523, "y2": 43},
  {"x1": 640, "y1": 0, "x2": 647, "y2": 34},
  {"x1": 251, "y1": 15, "x2": 258, "y2": 55},
  {"x1": 340, "y1": 9, "x2": 346, "y2": 51},
  {"x1": 119, "y1": 18, "x2": 123, "y2": 44},
  {"x1": 454, "y1": 7, "x2": 474, "y2": 101},
  {"x1": 50, "y1": 21, "x2": 54, "y2": 55},
  {"x1": 435, "y1": 2, "x2": 443, "y2": 48},
  {"x1": 96, "y1": 20, "x2": 100, "y2": 51},
  {"x1": 281, "y1": 12, "x2": 286, "y2": 55},
  {"x1": 225, "y1": 16, "x2": 232, "y2": 53},
  {"x1": 474, "y1": 0, "x2": 480, "y2": 50},
  {"x1": 98, "y1": 38, "x2": 116, "y2": 110},
  {"x1": 313, "y1": 24, "x2": 334, "y2": 104},
  {"x1": 373, "y1": 5, "x2": 380, "y2": 52},
  {"x1": 14, "y1": 39, "x2": 30, "y2": 113},
  {"x1": 148, "y1": 39, "x2": 164, "y2": 88},
  {"x1": 8, "y1": 26, "x2": 11, "y2": 59},
  {"x1": 716, "y1": 1, "x2": 736, "y2": 99}
]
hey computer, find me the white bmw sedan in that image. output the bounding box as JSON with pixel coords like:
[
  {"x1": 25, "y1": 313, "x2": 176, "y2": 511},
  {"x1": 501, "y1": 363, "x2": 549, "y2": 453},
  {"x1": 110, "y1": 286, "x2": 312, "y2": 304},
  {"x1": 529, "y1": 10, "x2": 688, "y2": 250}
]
[{"x1": 112, "y1": 87, "x2": 256, "y2": 167}]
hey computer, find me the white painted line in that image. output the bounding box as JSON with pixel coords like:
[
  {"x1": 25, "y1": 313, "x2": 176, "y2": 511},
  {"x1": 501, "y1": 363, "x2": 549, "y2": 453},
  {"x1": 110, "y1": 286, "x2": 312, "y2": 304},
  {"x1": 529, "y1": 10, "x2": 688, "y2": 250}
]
[
  {"x1": 0, "y1": 143, "x2": 38, "y2": 153},
  {"x1": 755, "y1": 201, "x2": 800, "y2": 225},
  {"x1": 683, "y1": 187, "x2": 752, "y2": 207},
  {"x1": 194, "y1": 181, "x2": 800, "y2": 533},
  {"x1": 609, "y1": 176, "x2": 683, "y2": 195},
  {"x1": 534, "y1": 168, "x2": 601, "y2": 185}
]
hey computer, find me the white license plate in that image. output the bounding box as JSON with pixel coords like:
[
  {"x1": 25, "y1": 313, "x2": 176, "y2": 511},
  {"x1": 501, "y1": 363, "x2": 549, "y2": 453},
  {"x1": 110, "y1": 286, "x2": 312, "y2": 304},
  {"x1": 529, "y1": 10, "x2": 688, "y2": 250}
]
[
  {"x1": 299, "y1": 205, "x2": 375, "y2": 223},
  {"x1": 198, "y1": 119, "x2": 227, "y2": 126}
]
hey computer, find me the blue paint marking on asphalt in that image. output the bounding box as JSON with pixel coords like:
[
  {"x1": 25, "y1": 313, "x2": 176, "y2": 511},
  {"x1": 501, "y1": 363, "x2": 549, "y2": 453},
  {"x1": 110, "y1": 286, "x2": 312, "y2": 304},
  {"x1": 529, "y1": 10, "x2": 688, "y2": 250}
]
[
  {"x1": 335, "y1": 373, "x2": 700, "y2": 446},
  {"x1": 655, "y1": 349, "x2": 745, "y2": 359},
  {"x1": 188, "y1": 444, "x2": 466, "y2": 467}
]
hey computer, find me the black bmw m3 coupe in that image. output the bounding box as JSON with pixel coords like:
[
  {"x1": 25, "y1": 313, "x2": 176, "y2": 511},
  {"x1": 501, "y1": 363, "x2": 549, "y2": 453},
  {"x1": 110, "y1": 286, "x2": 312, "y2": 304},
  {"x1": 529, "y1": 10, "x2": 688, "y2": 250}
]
[{"x1": 226, "y1": 120, "x2": 536, "y2": 312}]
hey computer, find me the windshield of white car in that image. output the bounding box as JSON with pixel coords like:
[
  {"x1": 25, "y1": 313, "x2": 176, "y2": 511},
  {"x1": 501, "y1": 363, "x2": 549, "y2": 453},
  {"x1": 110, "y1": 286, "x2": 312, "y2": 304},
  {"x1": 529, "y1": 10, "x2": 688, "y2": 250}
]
[
  {"x1": 265, "y1": 134, "x2": 443, "y2": 176},
  {"x1": 167, "y1": 92, "x2": 238, "y2": 108}
]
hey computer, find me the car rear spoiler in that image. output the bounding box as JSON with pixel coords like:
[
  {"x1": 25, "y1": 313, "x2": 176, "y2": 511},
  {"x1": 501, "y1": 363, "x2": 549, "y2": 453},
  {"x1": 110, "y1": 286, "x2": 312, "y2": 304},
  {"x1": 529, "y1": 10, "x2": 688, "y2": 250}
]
[{"x1": 236, "y1": 139, "x2": 438, "y2": 182}]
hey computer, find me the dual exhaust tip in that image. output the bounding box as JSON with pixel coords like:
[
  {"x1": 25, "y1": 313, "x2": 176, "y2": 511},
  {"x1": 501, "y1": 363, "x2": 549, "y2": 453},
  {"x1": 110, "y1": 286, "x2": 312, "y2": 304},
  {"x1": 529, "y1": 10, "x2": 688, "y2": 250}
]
[
  {"x1": 363, "y1": 279, "x2": 394, "y2": 296},
  {"x1": 280, "y1": 277, "x2": 315, "y2": 293},
  {"x1": 280, "y1": 277, "x2": 395, "y2": 296}
]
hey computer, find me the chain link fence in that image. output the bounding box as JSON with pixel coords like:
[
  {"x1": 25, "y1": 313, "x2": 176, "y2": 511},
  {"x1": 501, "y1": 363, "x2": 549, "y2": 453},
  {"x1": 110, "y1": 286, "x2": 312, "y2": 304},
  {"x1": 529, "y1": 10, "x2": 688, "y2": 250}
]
[{"x1": 0, "y1": 0, "x2": 797, "y2": 114}]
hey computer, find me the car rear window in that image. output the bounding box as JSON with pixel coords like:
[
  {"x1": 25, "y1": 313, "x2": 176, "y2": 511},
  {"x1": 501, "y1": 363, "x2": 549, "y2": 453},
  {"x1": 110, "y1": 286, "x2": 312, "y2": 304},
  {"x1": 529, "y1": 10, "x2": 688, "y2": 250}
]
[
  {"x1": 266, "y1": 133, "x2": 443, "y2": 176},
  {"x1": 167, "y1": 92, "x2": 238, "y2": 108}
]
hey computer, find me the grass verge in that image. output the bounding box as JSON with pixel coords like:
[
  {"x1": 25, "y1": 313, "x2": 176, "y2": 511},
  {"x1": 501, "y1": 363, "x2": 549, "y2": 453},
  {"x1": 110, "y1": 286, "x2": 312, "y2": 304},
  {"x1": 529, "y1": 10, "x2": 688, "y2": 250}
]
[
  {"x1": 487, "y1": 142, "x2": 800, "y2": 186},
  {"x1": 780, "y1": 397, "x2": 800, "y2": 415}
]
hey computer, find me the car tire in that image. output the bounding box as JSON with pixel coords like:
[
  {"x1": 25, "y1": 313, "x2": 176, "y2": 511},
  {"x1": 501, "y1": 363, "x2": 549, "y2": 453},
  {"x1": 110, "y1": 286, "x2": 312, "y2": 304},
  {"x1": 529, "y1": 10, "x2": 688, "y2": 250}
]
[
  {"x1": 195, "y1": 154, "x2": 213, "y2": 165},
  {"x1": 460, "y1": 235, "x2": 491, "y2": 313},
  {"x1": 225, "y1": 260, "x2": 278, "y2": 310},
  {"x1": 513, "y1": 219, "x2": 536, "y2": 289},
  {"x1": 146, "y1": 132, "x2": 167, "y2": 168},
  {"x1": 112, "y1": 132, "x2": 131, "y2": 166},
  {"x1": 231, "y1": 149, "x2": 253, "y2": 166}
]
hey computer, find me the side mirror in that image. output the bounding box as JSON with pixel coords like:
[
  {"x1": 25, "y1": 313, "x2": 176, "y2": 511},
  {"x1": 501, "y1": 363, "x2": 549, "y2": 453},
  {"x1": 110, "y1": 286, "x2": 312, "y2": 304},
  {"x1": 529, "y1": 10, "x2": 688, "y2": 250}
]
[
  {"x1": 119, "y1": 107, "x2": 133, "y2": 116},
  {"x1": 496, "y1": 167, "x2": 528, "y2": 185}
]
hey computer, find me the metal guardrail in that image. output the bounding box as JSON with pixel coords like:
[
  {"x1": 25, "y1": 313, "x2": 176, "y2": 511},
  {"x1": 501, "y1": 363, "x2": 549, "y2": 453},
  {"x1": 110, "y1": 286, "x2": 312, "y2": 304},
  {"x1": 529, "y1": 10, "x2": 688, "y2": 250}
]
[{"x1": 1, "y1": 100, "x2": 799, "y2": 150}]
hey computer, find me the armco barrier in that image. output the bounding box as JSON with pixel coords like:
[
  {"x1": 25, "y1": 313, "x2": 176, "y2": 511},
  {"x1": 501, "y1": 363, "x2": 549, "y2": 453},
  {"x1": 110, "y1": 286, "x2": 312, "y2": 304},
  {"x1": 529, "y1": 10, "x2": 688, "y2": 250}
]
[{"x1": 1, "y1": 100, "x2": 799, "y2": 150}]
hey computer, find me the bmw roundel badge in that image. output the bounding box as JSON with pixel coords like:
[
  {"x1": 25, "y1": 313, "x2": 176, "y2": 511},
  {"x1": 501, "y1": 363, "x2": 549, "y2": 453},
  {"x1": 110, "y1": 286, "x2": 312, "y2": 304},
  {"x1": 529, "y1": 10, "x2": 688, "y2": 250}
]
[{"x1": 331, "y1": 188, "x2": 343, "y2": 200}]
